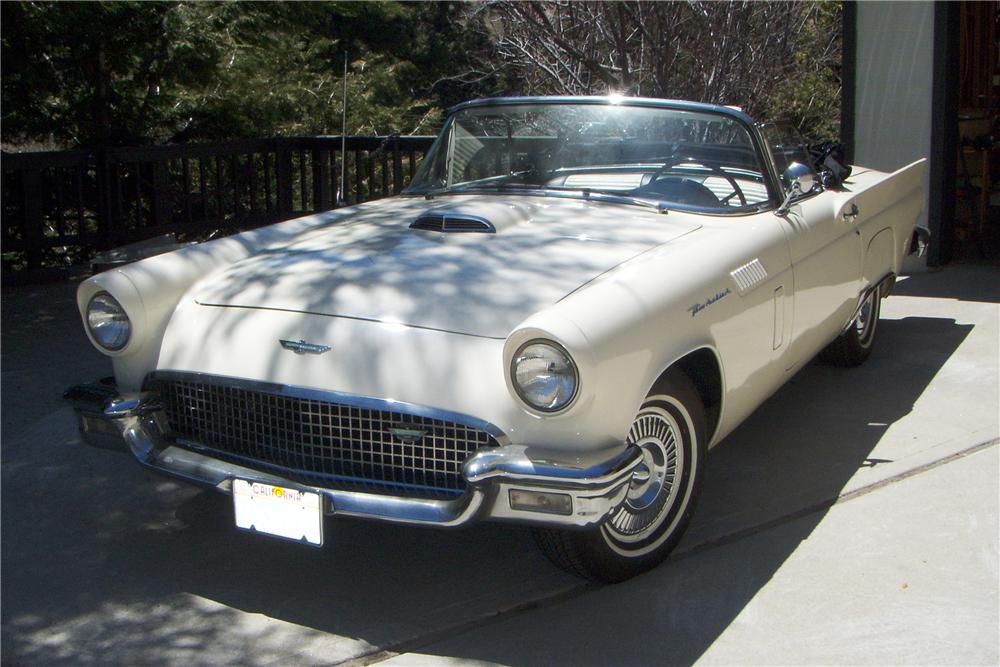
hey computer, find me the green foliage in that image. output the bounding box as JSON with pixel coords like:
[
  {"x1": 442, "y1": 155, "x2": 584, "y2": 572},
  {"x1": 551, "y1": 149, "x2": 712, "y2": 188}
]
[
  {"x1": 763, "y1": 1, "x2": 843, "y2": 143},
  {"x1": 1, "y1": 1, "x2": 841, "y2": 148},
  {"x1": 1, "y1": 1, "x2": 483, "y2": 147}
]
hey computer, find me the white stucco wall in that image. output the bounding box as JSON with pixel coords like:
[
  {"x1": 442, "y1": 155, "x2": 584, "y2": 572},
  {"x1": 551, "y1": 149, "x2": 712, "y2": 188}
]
[{"x1": 854, "y1": 1, "x2": 934, "y2": 270}]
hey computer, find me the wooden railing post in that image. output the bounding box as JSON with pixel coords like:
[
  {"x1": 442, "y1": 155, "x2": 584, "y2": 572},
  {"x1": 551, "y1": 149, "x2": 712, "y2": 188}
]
[
  {"x1": 392, "y1": 135, "x2": 403, "y2": 194},
  {"x1": 276, "y1": 144, "x2": 293, "y2": 216},
  {"x1": 21, "y1": 169, "x2": 44, "y2": 270},
  {"x1": 366, "y1": 151, "x2": 375, "y2": 201},
  {"x1": 150, "y1": 159, "x2": 170, "y2": 229},
  {"x1": 312, "y1": 149, "x2": 331, "y2": 212},
  {"x1": 95, "y1": 148, "x2": 114, "y2": 249},
  {"x1": 232, "y1": 154, "x2": 241, "y2": 220},
  {"x1": 355, "y1": 150, "x2": 364, "y2": 203}
]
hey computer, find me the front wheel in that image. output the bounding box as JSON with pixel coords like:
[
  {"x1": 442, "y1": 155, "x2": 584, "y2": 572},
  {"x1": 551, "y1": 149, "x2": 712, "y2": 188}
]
[
  {"x1": 533, "y1": 370, "x2": 706, "y2": 583},
  {"x1": 820, "y1": 286, "x2": 881, "y2": 367}
]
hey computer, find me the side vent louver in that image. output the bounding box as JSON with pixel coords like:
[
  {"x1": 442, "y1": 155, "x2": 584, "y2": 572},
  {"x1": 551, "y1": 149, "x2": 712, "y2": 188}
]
[
  {"x1": 730, "y1": 258, "x2": 768, "y2": 295},
  {"x1": 410, "y1": 214, "x2": 496, "y2": 234}
]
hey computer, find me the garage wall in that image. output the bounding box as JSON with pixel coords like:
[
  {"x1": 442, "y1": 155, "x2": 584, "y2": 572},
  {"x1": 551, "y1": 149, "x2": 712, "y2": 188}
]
[{"x1": 853, "y1": 1, "x2": 935, "y2": 269}]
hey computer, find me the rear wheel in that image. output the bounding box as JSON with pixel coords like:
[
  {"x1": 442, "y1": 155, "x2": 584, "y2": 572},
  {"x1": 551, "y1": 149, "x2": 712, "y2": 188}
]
[
  {"x1": 820, "y1": 286, "x2": 881, "y2": 367},
  {"x1": 533, "y1": 370, "x2": 706, "y2": 583}
]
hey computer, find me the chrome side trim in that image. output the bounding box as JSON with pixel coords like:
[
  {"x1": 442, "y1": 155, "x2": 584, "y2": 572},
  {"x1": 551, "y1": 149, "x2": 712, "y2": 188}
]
[
  {"x1": 144, "y1": 370, "x2": 511, "y2": 446},
  {"x1": 876, "y1": 273, "x2": 896, "y2": 298},
  {"x1": 843, "y1": 273, "x2": 895, "y2": 333}
]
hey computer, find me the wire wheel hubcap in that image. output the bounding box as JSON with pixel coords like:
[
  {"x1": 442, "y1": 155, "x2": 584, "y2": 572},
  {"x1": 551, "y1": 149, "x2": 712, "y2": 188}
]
[{"x1": 606, "y1": 406, "x2": 683, "y2": 544}]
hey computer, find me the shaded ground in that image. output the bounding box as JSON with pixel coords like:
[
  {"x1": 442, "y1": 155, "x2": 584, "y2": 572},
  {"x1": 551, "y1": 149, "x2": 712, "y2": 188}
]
[{"x1": 2, "y1": 265, "x2": 998, "y2": 666}]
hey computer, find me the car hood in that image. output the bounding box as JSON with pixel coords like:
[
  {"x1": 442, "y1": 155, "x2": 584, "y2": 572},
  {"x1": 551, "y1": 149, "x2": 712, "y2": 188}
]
[{"x1": 192, "y1": 195, "x2": 701, "y2": 338}]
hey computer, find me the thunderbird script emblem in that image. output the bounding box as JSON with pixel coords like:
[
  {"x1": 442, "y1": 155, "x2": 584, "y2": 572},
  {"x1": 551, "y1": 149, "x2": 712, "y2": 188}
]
[{"x1": 279, "y1": 339, "x2": 331, "y2": 355}]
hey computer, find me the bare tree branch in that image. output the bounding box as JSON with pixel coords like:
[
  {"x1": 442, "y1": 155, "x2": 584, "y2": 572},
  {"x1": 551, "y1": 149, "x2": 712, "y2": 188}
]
[{"x1": 458, "y1": 0, "x2": 840, "y2": 139}]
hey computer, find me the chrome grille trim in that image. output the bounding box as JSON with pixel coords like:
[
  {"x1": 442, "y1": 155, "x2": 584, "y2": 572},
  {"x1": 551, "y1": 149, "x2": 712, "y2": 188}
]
[{"x1": 144, "y1": 371, "x2": 506, "y2": 499}]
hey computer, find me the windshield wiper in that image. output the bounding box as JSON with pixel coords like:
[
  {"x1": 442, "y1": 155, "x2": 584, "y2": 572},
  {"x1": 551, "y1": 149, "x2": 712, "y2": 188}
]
[
  {"x1": 417, "y1": 175, "x2": 533, "y2": 198},
  {"x1": 418, "y1": 182, "x2": 523, "y2": 199},
  {"x1": 420, "y1": 182, "x2": 669, "y2": 213},
  {"x1": 542, "y1": 186, "x2": 671, "y2": 214}
]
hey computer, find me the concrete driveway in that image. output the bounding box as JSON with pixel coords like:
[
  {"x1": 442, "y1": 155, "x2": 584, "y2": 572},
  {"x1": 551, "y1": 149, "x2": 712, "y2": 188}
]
[{"x1": 2, "y1": 265, "x2": 997, "y2": 666}]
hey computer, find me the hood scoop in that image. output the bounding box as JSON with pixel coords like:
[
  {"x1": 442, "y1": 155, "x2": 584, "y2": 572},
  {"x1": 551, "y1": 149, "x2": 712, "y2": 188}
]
[{"x1": 410, "y1": 212, "x2": 496, "y2": 234}]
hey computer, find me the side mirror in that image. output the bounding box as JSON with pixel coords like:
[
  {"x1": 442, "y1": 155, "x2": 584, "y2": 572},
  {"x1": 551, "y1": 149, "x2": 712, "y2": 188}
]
[{"x1": 776, "y1": 162, "x2": 817, "y2": 216}]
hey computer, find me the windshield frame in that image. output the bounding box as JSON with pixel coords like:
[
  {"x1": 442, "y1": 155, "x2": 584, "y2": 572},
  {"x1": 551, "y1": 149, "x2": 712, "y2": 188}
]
[{"x1": 402, "y1": 96, "x2": 784, "y2": 214}]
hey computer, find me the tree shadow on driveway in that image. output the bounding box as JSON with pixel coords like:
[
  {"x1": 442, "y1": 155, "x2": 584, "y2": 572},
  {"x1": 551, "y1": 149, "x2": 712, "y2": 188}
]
[{"x1": 0, "y1": 278, "x2": 978, "y2": 666}]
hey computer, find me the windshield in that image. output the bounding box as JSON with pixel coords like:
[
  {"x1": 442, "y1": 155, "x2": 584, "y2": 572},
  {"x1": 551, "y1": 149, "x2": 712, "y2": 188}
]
[
  {"x1": 758, "y1": 121, "x2": 817, "y2": 188},
  {"x1": 404, "y1": 102, "x2": 772, "y2": 213}
]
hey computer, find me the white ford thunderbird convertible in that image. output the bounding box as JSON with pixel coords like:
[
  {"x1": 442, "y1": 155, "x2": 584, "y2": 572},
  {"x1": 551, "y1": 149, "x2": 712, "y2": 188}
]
[{"x1": 68, "y1": 97, "x2": 926, "y2": 582}]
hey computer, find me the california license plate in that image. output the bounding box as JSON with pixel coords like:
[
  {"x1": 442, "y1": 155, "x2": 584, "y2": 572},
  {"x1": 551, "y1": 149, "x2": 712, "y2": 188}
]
[{"x1": 232, "y1": 479, "x2": 324, "y2": 546}]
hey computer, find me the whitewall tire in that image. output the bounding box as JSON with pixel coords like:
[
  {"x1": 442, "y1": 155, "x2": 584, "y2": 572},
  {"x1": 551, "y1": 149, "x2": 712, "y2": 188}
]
[{"x1": 533, "y1": 370, "x2": 706, "y2": 583}]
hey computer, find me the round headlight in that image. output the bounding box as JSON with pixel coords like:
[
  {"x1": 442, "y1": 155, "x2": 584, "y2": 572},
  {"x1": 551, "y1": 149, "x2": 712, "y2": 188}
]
[
  {"x1": 86, "y1": 292, "x2": 131, "y2": 351},
  {"x1": 511, "y1": 340, "x2": 578, "y2": 412}
]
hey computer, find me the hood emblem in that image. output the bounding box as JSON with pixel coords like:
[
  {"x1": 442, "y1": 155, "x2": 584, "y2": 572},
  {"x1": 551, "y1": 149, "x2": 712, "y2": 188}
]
[
  {"x1": 279, "y1": 339, "x2": 331, "y2": 355},
  {"x1": 387, "y1": 424, "x2": 428, "y2": 443}
]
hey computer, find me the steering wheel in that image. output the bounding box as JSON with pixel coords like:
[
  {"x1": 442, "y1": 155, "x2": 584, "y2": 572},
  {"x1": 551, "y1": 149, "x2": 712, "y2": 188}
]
[{"x1": 648, "y1": 156, "x2": 747, "y2": 207}]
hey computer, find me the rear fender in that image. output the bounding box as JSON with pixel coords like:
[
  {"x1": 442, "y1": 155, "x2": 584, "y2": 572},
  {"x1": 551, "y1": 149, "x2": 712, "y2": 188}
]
[
  {"x1": 863, "y1": 228, "x2": 896, "y2": 292},
  {"x1": 850, "y1": 159, "x2": 927, "y2": 274}
]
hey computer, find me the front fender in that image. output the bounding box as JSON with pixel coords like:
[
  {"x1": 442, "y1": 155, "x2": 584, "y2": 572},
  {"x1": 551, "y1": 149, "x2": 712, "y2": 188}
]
[
  {"x1": 76, "y1": 205, "x2": 385, "y2": 390},
  {"x1": 513, "y1": 210, "x2": 792, "y2": 450}
]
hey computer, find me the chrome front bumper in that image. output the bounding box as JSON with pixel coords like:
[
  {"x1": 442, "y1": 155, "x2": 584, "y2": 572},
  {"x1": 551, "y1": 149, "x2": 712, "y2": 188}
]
[{"x1": 66, "y1": 387, "x2": 642, "y2": 530}]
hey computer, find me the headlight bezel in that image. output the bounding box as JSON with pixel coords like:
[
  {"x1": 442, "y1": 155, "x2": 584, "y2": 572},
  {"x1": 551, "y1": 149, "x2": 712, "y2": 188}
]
[
  {"x1": 86, "y1": 291, "x2": 131, "y2": 352},
  {"x1": 510, "y1": 338, "x2": 580, "y2": 413}
]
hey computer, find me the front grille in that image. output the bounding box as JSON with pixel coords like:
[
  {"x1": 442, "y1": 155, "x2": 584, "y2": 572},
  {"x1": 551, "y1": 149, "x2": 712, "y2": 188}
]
[{"x1": 149, "y1": 377, "x2": 499, "y2": 499}]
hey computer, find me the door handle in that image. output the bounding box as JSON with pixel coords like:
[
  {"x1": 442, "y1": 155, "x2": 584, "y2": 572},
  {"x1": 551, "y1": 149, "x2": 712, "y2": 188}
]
[{"x1": 843, "y1": 204, "x2": 860, "y2": 223}]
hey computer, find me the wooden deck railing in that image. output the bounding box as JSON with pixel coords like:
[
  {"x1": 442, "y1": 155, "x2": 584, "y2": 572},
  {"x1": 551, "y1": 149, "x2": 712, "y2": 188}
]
[{"x1": 1, "y1": 135, "x2": 435, "y2": 276}]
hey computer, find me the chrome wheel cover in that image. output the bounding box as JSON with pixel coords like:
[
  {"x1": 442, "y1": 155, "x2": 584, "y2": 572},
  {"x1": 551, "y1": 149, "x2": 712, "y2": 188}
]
[
  {"x1": 604, "y1": 405, "x2": 683, "y2": 544},
  {"x1": 855, "y1": 288, "x2": 878, "y2": 348}
]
